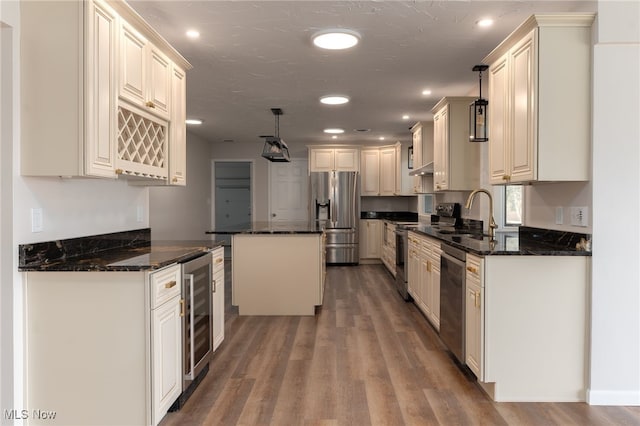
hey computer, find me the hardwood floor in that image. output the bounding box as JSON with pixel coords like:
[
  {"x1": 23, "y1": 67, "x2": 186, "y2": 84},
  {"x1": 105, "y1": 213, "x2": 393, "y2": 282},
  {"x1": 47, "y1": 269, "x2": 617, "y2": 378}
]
[{"x1": 160, "y1": 264, "x2": 640, "y2": 426}]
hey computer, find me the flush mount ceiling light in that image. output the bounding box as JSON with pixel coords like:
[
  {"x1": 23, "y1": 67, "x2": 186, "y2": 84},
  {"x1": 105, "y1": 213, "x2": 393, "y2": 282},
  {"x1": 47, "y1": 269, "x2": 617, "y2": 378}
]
[
  {"x1": 469, "y1": 64, "x2": 489, "y2": 142},
  {"x1": 324, "y1": 128, "x2": 345, "y2": 134},
  {"x1": 422, "y1": 89, "x2": 432, "y2": 96},
  {"x1": 186, "y1": 29, "x2": 200, "y2": 39},
  {"x1": 320, "y1": 95, "x2": 350, "y2": 105},
  {"x1": 185, "y1": 119, "x2": 203, "y2": 125},
  {"x1": 477, "y1": 18, "x2": 494, "y2": 28},
  {"x1": 402, "y1": 115, "x2": 410, "y2": 120},
  {"x1": 312, "y1": 29, "x2": 360, "y2": 50}
]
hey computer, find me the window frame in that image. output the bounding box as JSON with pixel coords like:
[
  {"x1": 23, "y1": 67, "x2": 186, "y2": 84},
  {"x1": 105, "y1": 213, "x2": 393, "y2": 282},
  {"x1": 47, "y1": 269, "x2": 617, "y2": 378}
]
[{"x1": 495, "y1": 185, "x2": 524, "y2": 231}]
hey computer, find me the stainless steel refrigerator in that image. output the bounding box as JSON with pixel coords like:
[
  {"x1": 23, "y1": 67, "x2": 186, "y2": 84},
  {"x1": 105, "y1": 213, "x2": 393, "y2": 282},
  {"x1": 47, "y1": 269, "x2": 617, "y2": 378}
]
[{"x1": 309, "y1": 171, "x2": 359, "y2": 264}]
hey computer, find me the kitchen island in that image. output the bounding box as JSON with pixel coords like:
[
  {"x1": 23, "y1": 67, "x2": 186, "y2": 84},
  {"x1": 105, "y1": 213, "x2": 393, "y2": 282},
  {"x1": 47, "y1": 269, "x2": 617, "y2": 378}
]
[{"x1": 207, "y1": 222, "x2": 326, "y2": 315}]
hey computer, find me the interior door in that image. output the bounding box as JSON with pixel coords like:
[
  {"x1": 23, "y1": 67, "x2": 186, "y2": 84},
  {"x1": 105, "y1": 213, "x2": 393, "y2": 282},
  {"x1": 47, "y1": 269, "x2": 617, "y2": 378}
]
[
  {"x1": 213, "y1": 161, "x2": 252, "y2": 256},
  {"x1": 269, "y1": 158, "x2": 308, "y2": 222}
]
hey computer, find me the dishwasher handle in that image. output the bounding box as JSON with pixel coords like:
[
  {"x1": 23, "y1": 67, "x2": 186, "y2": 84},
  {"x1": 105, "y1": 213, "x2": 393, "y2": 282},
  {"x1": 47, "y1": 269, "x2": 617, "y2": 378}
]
[{"x1": 440, "y1": 242, "x2": 466, "y2": 263}]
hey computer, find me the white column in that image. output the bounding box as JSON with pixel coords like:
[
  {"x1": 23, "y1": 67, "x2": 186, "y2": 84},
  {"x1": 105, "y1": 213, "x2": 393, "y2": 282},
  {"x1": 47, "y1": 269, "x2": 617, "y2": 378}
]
[{"x1": 589, "y1": 1, "x2": 640, "y2": 405}]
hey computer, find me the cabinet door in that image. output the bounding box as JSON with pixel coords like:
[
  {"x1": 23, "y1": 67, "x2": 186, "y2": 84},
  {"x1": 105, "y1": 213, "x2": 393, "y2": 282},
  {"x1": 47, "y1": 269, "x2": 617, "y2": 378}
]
[
  {"x1": 465, "y1": 281, "x2": 482, "y2": 378},
  {"x1": 412, "y1": 124, "x2": 423, "y2": 170},
  {"x1": 360, "y1": 150, "x2": 380, "y2": 195},
  {"x1": 335, "y1": 149, "x2": 359, "y2": 171},
  {"x1": 309, "y1": 149, "x2": 335, "y2": 172},
  {"x1": 488, "y1": 53, "x2": 510, "y2": 184},
  {"x1": 379, "y1": 147, "x2": 396, "y2": 195},
  {"x1": 433, "y1": 107, "x2": 449, "y2": 191},
  {"x1": 152, "y1": 296, "x2": 182, "y2": 425},
  {"x1": 169, "y1": 65, "x2": 187, "y2": 185},
  {"x1": 85, "y1": 0, "x2": 117, "y2": 178},
  {"x1": 120, "y1": 21, "x2": 147, "y2": 106},
  {"x1": 148, "y1": 46, "x2": 172, "y2": 120},
  {"x1": 509, "y1": 29, "x2": 537, "y2": 183},
  {"x1": 430, "y1": 244, "x2": 441, "y2": 331}
]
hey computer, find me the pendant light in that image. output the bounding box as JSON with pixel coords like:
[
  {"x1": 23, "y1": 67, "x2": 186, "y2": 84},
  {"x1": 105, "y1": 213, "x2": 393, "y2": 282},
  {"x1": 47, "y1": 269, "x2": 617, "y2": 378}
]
[
  {"x1": 261, "y1": 108, "x2": 290, "y2": 162},
  {"x1": 469, "y1": 64, "x2": 489, "y2": 142}
]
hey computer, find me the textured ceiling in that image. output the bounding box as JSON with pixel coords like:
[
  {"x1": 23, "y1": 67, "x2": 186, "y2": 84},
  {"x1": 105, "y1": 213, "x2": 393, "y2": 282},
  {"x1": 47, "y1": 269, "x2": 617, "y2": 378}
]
[{"x1": 129, "y1": 1, "x2": 597, "y2": 150}]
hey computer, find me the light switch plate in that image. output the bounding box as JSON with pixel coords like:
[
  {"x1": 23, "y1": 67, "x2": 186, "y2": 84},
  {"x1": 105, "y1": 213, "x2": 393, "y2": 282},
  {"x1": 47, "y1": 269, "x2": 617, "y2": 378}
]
[
  {"x1": 555, "y1": 207, "x2": 563, "y2": 225},
  {"x1": 31, "y1": 208, "x2": 43, "y2": 232}
]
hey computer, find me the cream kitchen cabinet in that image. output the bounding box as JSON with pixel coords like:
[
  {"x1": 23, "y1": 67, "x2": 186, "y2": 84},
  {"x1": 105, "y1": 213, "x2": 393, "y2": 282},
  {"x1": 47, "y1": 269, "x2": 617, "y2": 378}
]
[
  {"x1": 407, "y1": 232, "x2": 440, "y2": 330},
  {"x1": 120, "y1": 21, "x2": 171, "y2": 121},
  {"x1": 25, "y1": 263, "x2": 184, "y2": 426},
  {"x1": 360, "y1": 149, "x2": 380, "y2": 195},
  {"x1": 359, "y1": 219, "x2": 382, "y2": 260},
  {"x1": 381, "y1": 221, "x2": 397, "y2": 276},
  {"x1": 484, "y1": 14, "x2": 595, "y2": 184},
  {"x1": 169, "y1": 65, "x2": 187, "y2": 185},
  {"x1": 150, "y1": 264, "x2": 183, "y2": 425},
  {"x1": 308, "y1": 147, "x2": 360, "y2": 172},
  {"x1": 465, "y1": 253, "x2": 484, "y2": 379},
  {"x1": 463, "y1": 254, "x2": 589, "y2": 402},
  {"x1": 21, "y1": 0, "x2": 118, "y2": 178},
  {"x1": 20, "y1": 0, "x2": 191, "y2": 182},
  {"x1": 211, "y1": 247, "x2": 225, "y2": 351},
  {"x1": 411, "y1": 122, "x2": 424, "y2": 170},
  {"x1": 432, "y1": 97, "x2": 481, "y2": 192}
]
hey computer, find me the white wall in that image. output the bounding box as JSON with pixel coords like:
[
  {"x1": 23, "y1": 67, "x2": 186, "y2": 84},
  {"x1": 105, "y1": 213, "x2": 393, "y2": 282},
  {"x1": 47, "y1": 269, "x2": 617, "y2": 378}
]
[
  {"x1": 525, "y1": 182, "x2": 592, "y2": 233},
  {"x1": 3, "y1": 0, "x2": 150, "y2": 412},
  {"x1": 589, "y1": 0, "x2": 640, "y2": 405},
  {"x1": 150, "y1": 131, "x2": 212, "y2": 240}
]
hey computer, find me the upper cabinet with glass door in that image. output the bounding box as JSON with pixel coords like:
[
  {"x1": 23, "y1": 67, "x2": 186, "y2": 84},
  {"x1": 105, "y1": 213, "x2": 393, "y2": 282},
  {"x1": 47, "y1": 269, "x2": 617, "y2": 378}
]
[{"x1": 484, "y1": 14, "x2": 595, "y2": 185}]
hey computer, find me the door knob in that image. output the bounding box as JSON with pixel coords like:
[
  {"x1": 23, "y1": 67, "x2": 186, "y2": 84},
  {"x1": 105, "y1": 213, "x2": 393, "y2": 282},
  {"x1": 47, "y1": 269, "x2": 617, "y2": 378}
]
[{"x1": 272, "y1": 213, "x2": 276, "y2": 217}]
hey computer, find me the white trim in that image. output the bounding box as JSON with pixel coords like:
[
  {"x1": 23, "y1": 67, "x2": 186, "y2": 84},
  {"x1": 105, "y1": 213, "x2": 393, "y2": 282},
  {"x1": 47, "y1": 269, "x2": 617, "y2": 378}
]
[{"x1": 587, "y1": 389, "x2": 640, "y2": 406}]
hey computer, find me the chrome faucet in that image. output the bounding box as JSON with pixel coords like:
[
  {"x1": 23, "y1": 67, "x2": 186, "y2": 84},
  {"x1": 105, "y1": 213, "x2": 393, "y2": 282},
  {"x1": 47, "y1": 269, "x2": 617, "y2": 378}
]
[{"x1": 465, "y1": 189, "x2": 497, "y2": 240}]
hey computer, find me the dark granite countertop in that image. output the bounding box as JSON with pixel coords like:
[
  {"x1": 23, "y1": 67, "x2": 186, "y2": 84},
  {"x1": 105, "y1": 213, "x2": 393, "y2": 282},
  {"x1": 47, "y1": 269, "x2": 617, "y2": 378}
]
[
  {"x1": 409, "y1": 225, "x2": 591, "y2": 256},
  {"x1": 18, "y1": 228, "x2": 224, "y2": 272},
  {"x1": 361, "y1": 211, "x2": 419, "y2": 222},
  {"x1": 206, "y1": 221, "x2": 324, "y2": 235}
]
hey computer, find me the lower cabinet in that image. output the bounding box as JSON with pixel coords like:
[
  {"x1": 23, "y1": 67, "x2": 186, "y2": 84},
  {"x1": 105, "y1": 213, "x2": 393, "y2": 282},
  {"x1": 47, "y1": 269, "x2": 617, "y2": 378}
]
[
  {"x1": 465, "y1": 254, "x2": 484, "y2": 379},
  {"x1": 211, "y1": 247, "x2": 225, "y2": 352},
  {"x1": 464, "y1": 255, "x2": 589, "y2": 402},
  {"x1": 407, "y1": 231, "x2": 441, "y2": 330},
  {"x1": 359, "y1": 219, "x2": 382, "y2": 260},
  {"x1": 149, "y1": 264, "x2": 183, "y2": 425},
  {"x1": 381, "y1": 221, "x2": 397, "y2": 276},
  {"x1": 25, "y1": 263, "x2": 184, "y2": 426}
]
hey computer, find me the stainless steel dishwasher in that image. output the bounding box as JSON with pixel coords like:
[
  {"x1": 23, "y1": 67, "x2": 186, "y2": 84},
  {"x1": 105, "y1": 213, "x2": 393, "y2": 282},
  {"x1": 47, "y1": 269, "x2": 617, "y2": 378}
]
[{"x1": 439, "y1": 243, "x2": 466, "y2": 364}]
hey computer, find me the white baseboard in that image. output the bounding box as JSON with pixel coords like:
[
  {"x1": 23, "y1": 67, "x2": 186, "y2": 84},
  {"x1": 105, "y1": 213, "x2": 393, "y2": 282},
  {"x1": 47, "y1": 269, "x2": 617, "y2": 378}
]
[{"x1": 587, "y1": 389, "x2": 640, "y2": 406}]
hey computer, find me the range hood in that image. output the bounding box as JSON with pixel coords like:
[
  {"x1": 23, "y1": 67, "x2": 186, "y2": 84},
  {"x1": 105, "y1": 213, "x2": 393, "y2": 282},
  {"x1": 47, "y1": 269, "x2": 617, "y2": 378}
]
[
  {"x1": 409, "y1": 161, "x2": 434, "y2": 176},
  {"x1": 261, "y1": 108, "x2": 291, "y2": 162}
]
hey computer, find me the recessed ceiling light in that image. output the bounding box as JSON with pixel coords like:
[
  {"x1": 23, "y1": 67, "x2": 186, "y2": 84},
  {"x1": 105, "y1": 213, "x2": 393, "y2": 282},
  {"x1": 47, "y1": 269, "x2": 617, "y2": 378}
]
[
  {"x1": 477, "y1": 19, "x2": 494, "y2": 28},
  {"x1": 379, "y1": 136, "x2": 385, "y2": 141},
  {"x1": 324, "y1": 128, "x2": 345, "y2": 134},
  {"x1": 402, "y1": 115, "x2": 410, "y2": 120},
  {"x1": 320, "y1": 95, "x2": 350, "y2": 105},
  {"x1": 332, "y1": 135, "x2": 338, "y2": 139},
  {"x1": 312, "y1": 30, "x2": 360, "y2": 50},
  {"x1": 422, "y1": 89, "x2": 432, "y2": 96},
  {"x1": 186, "y1": 119, "x2": 203, "y2": 125},
  {"x1": 186, "y1": 29, "x2": 200, "y2": 39}
]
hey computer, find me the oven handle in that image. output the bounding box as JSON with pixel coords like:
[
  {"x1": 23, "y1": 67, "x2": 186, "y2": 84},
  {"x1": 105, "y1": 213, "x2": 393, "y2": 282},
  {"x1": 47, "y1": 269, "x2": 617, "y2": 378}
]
[{"x1": 184, "y1": 273, "x2": 195, "y2": 381}]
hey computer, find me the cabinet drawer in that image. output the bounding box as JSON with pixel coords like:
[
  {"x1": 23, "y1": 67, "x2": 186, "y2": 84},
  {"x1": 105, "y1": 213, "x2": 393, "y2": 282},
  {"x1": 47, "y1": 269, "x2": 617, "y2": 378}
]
[
  {"x1": 465, "y1": 254, "x2": 483, "y2": 283},
  {"x1": 211, "y1": 248, "x2": 224, "y2": 273},
  {"x1": 150, "y1": 264, "x2": 181, "y2": 309}
]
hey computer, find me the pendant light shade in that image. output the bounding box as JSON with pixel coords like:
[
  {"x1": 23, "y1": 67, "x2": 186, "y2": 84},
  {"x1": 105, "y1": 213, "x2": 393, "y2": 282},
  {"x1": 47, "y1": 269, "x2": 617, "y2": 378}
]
[{"x1": 469, "y1": 65, "x2": 489, "y2": 142}]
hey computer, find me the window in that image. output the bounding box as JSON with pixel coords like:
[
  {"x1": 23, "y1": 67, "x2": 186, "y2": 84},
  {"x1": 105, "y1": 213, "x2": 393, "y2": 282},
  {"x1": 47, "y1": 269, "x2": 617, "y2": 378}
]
[{"x1": 504, "y1": 185, "x2": 523, "y2": 226}]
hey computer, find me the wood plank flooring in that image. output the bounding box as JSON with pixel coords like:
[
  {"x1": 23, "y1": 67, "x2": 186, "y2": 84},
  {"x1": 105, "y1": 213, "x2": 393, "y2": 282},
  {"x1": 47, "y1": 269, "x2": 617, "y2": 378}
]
[{"x1": 160, "y1": 264, "x2": 640, "y2": 426}]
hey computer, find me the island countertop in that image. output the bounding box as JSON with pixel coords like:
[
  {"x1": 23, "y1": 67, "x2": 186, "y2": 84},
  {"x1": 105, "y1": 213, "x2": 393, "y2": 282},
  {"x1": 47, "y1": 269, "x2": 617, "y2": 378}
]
[
  {"x1": 19, "y1": 228, "x2": 223, "y2": 272},
  {"x1": 206, "y1": 221, "x2": 325, "y2": 235}
]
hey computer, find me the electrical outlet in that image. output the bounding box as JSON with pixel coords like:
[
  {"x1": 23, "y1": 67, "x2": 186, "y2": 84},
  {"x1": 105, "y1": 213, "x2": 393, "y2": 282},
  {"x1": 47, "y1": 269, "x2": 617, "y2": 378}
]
[
  {"x1": 570, "y1": 206, "x2": 589, "y2": 227},
  {"x1": 555, "y1": 207, "x2": 563, "y2": 225},
  {"x1": 31, "y1": 208, "x2": 43, "y2": 233}
]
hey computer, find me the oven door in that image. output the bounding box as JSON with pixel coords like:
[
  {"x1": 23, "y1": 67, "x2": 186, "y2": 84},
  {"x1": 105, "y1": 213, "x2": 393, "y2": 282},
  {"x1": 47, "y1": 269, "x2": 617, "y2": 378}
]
[{"x1": 181, "y1": 253, "x2": 213, "y2": 389}]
